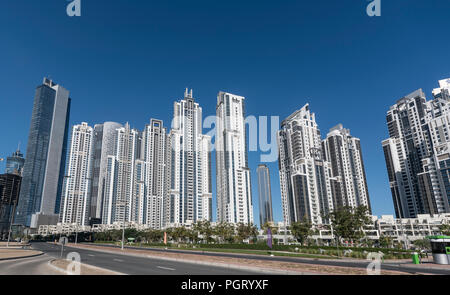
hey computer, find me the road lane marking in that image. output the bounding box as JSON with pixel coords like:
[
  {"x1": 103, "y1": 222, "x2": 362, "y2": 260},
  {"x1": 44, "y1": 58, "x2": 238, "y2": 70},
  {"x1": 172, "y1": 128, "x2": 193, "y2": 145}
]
[
  {"x1": 88, "y1": 254, "x2": 95, "y2": 257},
  {"x1": 113, "y1": 258, "x2": 124, "y2": 262},
  {"x1": 157, "y1": 266, "x2": 176, "y2": 271}
]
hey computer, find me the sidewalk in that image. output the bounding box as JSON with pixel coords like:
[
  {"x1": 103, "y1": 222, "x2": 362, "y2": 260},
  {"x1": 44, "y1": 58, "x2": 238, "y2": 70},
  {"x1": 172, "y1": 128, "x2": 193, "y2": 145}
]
[{"x1": 0, "y1": 249, "x2": 43, "y2": 261}]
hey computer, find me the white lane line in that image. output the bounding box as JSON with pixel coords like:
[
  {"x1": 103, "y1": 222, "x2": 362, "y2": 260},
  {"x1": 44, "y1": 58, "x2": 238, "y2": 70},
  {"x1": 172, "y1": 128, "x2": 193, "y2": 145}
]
[
  {"x1": 113, "y1": 258, "x2": 124, "y2": 262},
  {"x1": 88, "y1": 254, "x2": 95, "y2": 257},
  {"x1": 157, "y1": 266, "x2": 176, "y2": 271}
]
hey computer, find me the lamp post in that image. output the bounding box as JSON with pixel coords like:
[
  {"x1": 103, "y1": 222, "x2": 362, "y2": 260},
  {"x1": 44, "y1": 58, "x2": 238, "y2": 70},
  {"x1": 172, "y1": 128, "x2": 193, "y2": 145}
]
[{"x1": 116, "y1": 200, "x2": 127, "y2": 250}]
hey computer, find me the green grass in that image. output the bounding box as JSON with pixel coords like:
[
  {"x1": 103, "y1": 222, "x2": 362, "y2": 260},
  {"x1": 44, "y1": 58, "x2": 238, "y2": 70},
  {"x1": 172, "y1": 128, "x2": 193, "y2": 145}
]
[{"x1": 92, "y1": 241, "x2": 338, "y2": 259}]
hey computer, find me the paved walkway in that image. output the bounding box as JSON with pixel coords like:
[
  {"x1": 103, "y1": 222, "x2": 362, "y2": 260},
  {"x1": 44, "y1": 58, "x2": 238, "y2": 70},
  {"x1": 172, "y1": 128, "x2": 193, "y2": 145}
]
[{"x1": 0, "y1": 249, "x2": 43, "y2": 260}]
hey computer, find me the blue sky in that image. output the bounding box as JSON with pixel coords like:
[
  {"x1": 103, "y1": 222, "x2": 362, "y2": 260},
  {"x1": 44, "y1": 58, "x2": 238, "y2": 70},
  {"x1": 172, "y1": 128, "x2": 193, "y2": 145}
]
[{"x1": 1, "y1": 0, "x2": 450, "y2": 226}]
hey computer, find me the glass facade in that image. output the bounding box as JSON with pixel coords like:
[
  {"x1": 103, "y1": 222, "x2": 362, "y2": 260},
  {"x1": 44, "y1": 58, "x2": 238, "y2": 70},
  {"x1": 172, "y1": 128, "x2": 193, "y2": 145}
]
[
  {"x1": 5, "y1": 150, "x2": 25, "y2": 176},
  {"x1": 257, "y1": 164, "x2": 273, "y2": 226},
  {"x1": 15, "y1": 79, "x2": 70, "y2": 227}
]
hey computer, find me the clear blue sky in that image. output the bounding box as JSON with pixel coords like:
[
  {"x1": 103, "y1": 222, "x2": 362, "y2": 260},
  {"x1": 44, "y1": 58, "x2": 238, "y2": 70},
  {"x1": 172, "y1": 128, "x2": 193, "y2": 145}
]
[{"x1": 1, "y1": 0, "x2": 450, "y2": 226}]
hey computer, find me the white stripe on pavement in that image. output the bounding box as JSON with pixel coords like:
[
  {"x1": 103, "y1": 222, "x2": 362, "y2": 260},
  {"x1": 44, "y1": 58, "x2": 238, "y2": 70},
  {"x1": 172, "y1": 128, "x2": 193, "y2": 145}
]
[{"x1": 157, "y1": 266, "x2": 176, "y2": 271}]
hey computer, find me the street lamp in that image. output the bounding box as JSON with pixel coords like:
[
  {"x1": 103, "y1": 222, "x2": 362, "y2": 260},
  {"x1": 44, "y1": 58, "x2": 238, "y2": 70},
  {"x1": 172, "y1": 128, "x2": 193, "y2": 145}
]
[{"x1": 116, "y1": 200, "x2": 127, "y2": 250}]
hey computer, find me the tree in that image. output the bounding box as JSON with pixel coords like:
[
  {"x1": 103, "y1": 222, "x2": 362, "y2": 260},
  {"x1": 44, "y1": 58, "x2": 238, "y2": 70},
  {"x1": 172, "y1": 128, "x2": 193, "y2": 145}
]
[
  {"x1": 236, "y1": 223, "x2": 250, "y2": 243},
  {"x1": 261, "y1": 222, "x2": 278, "y2": 235},
  {"x1": 440, "y1": 223, "x2": 450, "y2": 236},
  {"x1": 412, "y1": 238, "x2": 431, "y2": 251},
  {"x1": 326, "y1": 206, "x2": 372, "y2": 245},
  {"x1": 124, "y1": 228, "x2": 138, "y2": 241},
  {"x1": 171, "y1": 226, "x2": 188, "y2": 243},
  {"x1": 379, "y1": 235, "x2": 394, "y2": 248},
  {"x1": 195, "y1": 221, "x2": 214, "y2": 244},
  {"x1": 214, "y1": 222, "x2": 235, "y2": 243},
  {"x1": 290, "y1": 217, "x2": 313, "y2": 246},
  {"x1": 248, "y1": 224, "x2": 259, "y2": 243}
]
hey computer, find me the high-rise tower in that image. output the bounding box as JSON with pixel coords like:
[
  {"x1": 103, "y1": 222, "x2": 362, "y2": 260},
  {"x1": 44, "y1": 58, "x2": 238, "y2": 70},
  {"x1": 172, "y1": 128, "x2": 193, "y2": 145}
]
[
  {"x1": 216, "y1": 92, "x2": 253, "y2": 225},
  {"x1": 382, "y1": 80, "x2": 450, "y2": 218},
  {"x1": 277, "y1": 104, "x2": 334, "y2": 225},
  {"x1": 102, "y1": 123, "x2": 141, "y2": 224},
  {"x1": 167, "y1": 89, "x2": 212, "y2": 226},
  {"x1": 142, "y1": 119, "x2": 168, "y2": 229},
  {"x1": 90, "y1": 122, "x2": 123, "y2": 221},
  {"x1": 257, "y1": 164, "x2": 273, "y2": 227},
  {"x1": 322, "y1": 124, "x2": 371, "y2": 211},
  {"x1": 59, "y1": 123, "x2": 94, "y2": 226},
  {"x1": 15, "y1": 78, "x2": 71, "y2": 228}
]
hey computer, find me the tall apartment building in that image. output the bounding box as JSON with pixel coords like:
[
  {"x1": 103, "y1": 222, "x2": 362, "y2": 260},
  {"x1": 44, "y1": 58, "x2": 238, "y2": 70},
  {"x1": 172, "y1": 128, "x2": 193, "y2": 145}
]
[
  {"x1": 102, "y1": 123, "x2": 141, "y2": 225},
  {"x1": 277, "y1": 104, "x2": 335, "y2": 225},
  {"x1": 216, "y1": 92, "x2": 253, "y2": 225},
  {"x1": 167, "y1": 89, "x2": 212, "y2": 226},
  {"x1": 16, "y1": 78, "x2": 71, "y2": 228},
  {"x1": 90, "y1": 122, "x2": 122, "y2": 222},
  {"x1": 429, "y1": 79, "x2": 450, "y2": 210},
  {"x1": 257, "y1": 164, "x2": 273, "y2": 227},
  {"x1": 322, "y1": 124, "x2": 371, "y2": 211},
  {"x1": 59, "y1": 123, "x2": 94, "y2": 226},
  {"x1": 382, "y1": 79, "x2": 450, "y2": 218},
  {"x1": 142, "y1": 119, "x2": 168, "y2": 229}
]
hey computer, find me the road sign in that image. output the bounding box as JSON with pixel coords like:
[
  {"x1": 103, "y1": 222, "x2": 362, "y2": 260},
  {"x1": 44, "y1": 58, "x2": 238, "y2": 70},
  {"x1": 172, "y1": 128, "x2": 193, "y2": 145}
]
[{"x1": 59, "y1": 237, "x2": 68, "y2": 245}]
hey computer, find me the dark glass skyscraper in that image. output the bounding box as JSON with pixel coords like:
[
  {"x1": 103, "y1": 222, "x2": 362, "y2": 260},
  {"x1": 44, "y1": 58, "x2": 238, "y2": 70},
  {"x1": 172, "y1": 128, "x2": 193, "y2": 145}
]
[
  {"x1": 15, "y1": 78, "x2": 71, "y2": 228},
  {"x1": 257, "y1": 164, "x2": 273, "y2": 227}
]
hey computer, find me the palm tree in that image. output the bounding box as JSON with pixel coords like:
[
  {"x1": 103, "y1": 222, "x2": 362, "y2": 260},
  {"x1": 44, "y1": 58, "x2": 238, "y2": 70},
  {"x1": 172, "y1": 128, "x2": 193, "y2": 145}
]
[{"x1": 214, "y1": 222, "x2": 234, "y2": 243}]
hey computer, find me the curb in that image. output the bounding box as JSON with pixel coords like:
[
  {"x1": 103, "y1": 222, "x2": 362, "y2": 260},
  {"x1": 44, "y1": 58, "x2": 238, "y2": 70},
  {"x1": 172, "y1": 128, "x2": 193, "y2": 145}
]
[
  {"x1": 47, "y1": 259, "x2": 126, "y2": 275},
  {"x1": 0, "y1": 251, "x2": 44, "y2": 262},
  {"x1": 69, "y1": 245, "x2": 319, "y2": 275}
]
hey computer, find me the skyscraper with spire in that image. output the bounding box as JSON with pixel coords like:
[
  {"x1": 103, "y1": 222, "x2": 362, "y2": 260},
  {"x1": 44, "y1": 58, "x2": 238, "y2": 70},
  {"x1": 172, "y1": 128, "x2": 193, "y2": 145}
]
[{"x1": 167, "y1": 89, "x2": 212, "y2": 225}]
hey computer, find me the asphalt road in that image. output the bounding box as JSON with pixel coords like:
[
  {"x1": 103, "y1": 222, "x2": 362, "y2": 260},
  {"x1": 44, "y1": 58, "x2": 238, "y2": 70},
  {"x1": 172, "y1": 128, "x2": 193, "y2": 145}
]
[
  {"x1": 86, "y1": 243, "x2": 450, "y2": 275},
  {"x1": 30, "y1": 242, "x2": 262, "y2": 275}
]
